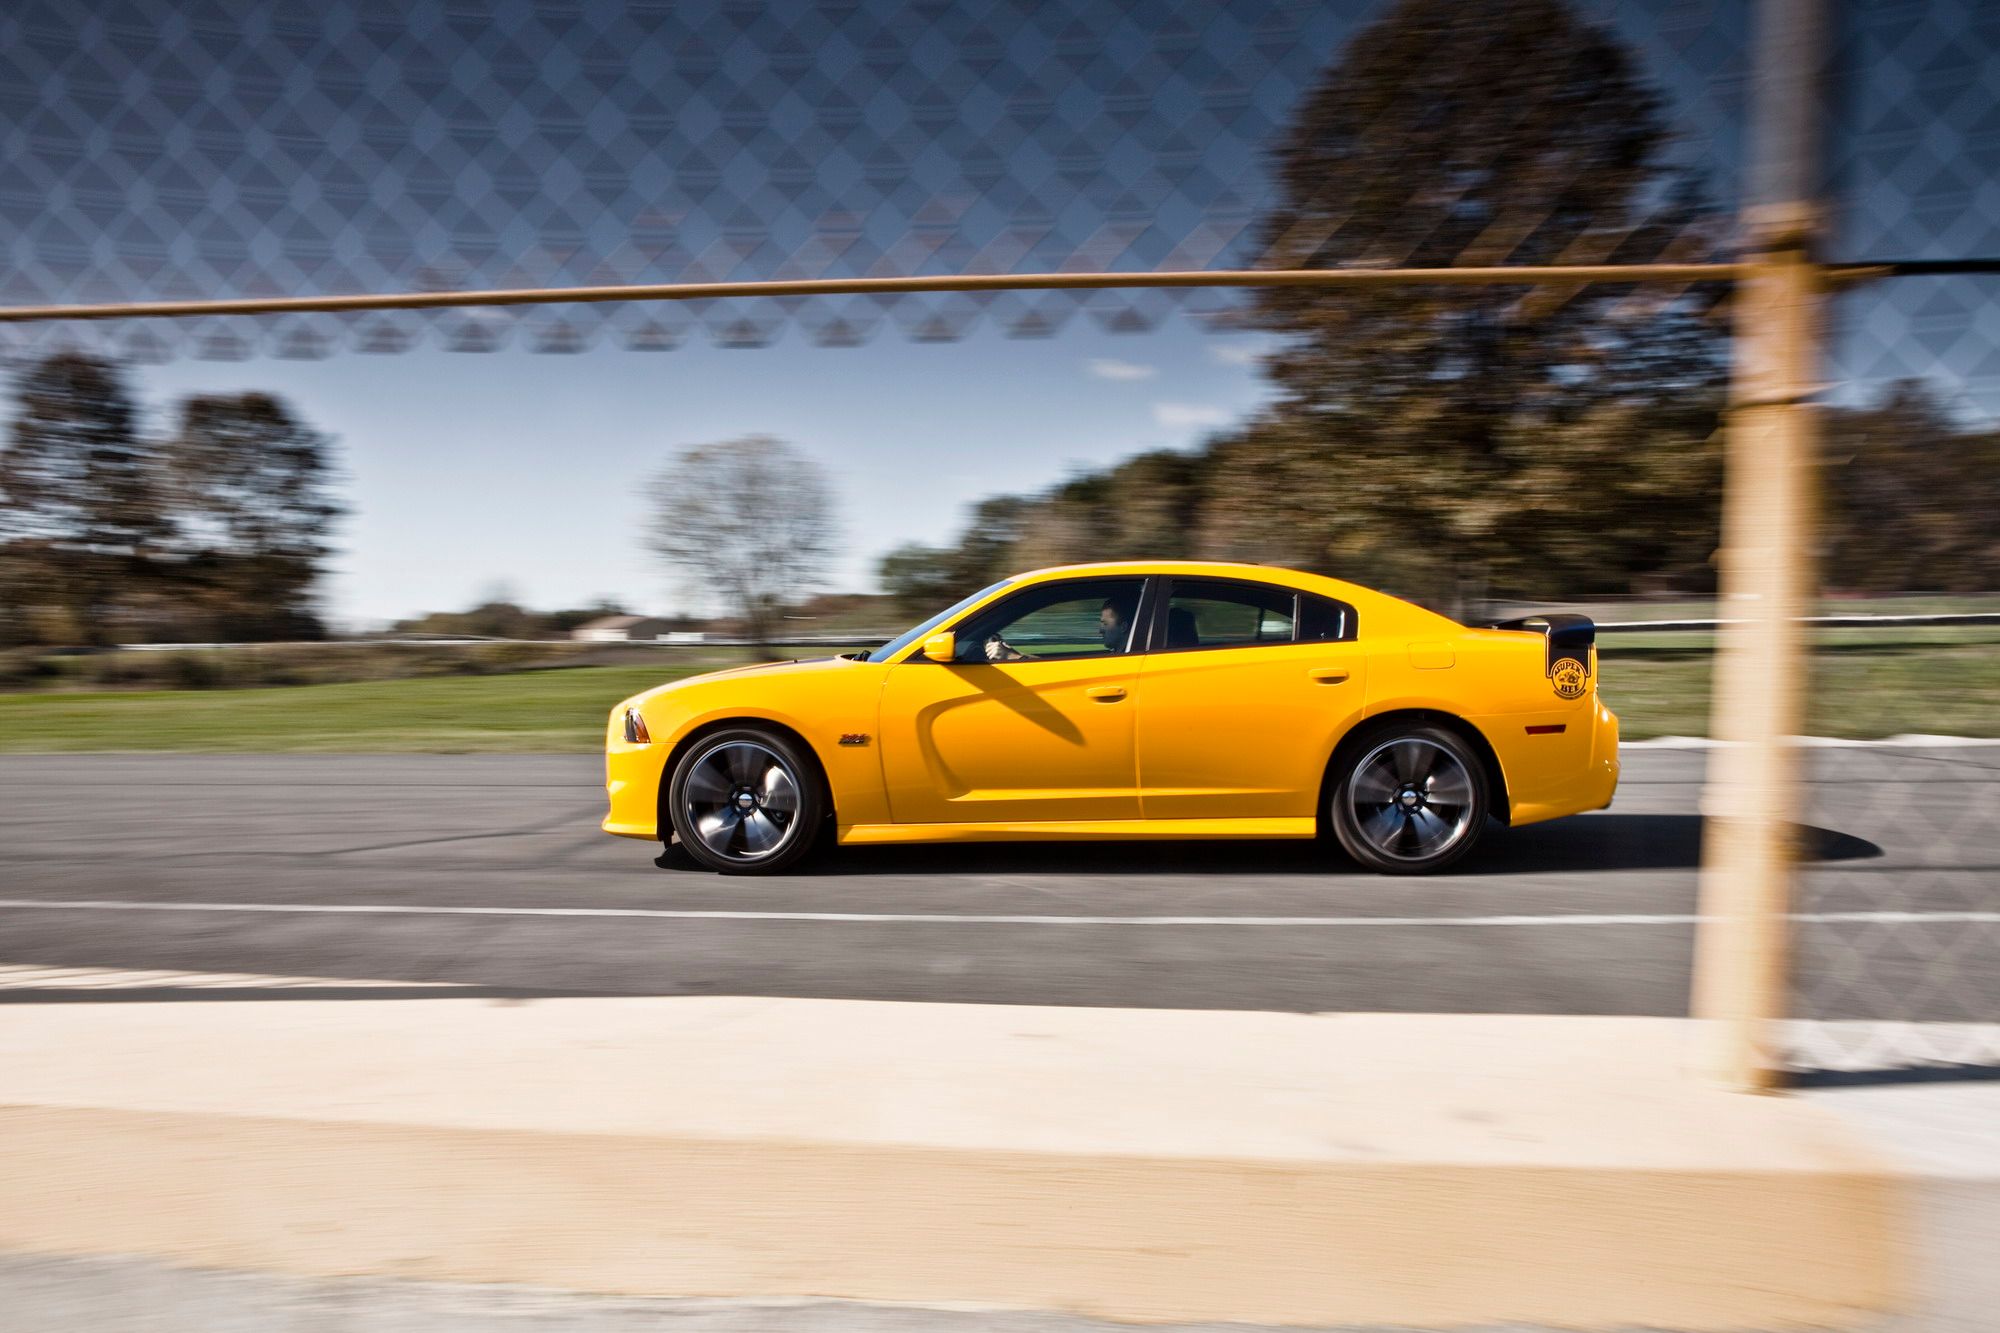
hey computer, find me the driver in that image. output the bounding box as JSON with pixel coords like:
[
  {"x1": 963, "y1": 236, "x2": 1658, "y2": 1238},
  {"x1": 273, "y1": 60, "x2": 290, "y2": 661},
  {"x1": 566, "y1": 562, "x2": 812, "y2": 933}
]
[{"x1": 983, "y1": 592, "x2": 1137, "y2": 662}]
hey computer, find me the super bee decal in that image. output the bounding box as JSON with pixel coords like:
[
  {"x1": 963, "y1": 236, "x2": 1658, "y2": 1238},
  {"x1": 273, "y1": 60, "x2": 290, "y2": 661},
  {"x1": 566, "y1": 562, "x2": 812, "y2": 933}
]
[{"x1": 1550, "y1": 657, "x2": 1588, "y2": 700}]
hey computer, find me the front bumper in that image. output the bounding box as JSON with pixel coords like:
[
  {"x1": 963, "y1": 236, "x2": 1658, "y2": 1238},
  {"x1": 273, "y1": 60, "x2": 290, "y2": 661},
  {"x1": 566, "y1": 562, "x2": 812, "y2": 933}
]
[{"x1": 603, "y1": 706, "x2": 664, "y2": 840}]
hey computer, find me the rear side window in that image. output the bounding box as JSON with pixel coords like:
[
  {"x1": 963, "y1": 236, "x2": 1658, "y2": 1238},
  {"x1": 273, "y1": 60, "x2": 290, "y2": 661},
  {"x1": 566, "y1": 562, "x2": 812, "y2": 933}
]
[
  {"x1": 1297, "y1": 593, "x2": 1354, "y2": 642},
  {"x1": 1156, "y1": 578, "x2": 1357, "y2": 650}
]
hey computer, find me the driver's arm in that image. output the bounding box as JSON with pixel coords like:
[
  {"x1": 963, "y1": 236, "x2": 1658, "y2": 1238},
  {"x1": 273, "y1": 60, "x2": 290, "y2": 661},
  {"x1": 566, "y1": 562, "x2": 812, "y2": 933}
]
[{"x1": 982, "y1": 633, "x2": 1032, "y2": 662}]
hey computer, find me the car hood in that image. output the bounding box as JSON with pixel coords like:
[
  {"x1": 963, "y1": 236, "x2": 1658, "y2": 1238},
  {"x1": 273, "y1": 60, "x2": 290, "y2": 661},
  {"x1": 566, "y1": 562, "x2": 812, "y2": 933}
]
[{"x1": 621, "y1": 654, "x2": 868, "y2": 709}]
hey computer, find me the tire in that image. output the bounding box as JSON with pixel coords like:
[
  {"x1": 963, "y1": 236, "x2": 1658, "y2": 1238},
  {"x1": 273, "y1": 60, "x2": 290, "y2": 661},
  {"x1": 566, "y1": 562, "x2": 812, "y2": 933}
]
[
  {"x1": 664, "y1": 727, "x2": 828, "y2": 875},
  {"x1": 1329, "y1": 723, "x2": 1489, "y2": 875}
]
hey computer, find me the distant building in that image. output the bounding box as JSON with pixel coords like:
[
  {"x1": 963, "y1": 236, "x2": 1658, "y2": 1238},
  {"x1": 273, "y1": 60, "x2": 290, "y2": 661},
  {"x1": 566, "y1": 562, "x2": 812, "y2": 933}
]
[{"x1": 571, "y1": 615, "x2": 672, "y2": 643}]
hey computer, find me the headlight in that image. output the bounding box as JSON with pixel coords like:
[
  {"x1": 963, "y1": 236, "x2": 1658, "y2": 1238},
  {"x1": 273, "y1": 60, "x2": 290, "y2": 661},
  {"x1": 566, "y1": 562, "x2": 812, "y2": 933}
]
[{"x1": 622, "y1": 708, "x2": 652, "y2": 744}]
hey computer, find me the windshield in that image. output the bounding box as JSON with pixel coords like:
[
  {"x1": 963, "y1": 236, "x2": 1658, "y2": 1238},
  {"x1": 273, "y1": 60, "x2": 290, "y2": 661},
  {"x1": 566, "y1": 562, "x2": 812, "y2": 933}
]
[{"x1": 864, "y1": 579, "x2": 1013, "y2": 661}]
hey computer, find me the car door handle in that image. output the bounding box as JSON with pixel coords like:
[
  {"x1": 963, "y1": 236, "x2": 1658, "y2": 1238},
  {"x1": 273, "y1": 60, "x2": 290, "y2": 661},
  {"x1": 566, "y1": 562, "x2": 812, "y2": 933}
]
[
  {"x1": 1085, "y1": 685, "x2": 1128, "y2": 702},
  {"x1": 1308, "y1": 667, "x2": 1351, "y2": 684}
]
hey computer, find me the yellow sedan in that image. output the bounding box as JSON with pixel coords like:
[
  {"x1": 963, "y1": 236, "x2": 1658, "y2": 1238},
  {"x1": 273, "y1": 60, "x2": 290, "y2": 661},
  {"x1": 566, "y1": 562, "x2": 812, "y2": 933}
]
[{"x1": 604, "y1": 561, "x2": 1618, "y2": 875}]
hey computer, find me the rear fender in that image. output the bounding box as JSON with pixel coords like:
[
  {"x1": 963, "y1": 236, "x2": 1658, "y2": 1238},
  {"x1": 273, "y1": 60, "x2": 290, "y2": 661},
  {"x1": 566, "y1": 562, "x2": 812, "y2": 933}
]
[{"x1": 1485, "y1": 613, "x2": 1597, "y2": 699}]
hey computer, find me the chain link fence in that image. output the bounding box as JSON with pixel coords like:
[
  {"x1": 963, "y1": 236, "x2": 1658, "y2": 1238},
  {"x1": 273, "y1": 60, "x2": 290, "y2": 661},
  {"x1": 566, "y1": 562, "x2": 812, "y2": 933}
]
[
  {"x1": 1789, "y1": 744, "x2": 2000, "y2": 1078},
  {"x1": 1, "y1": 0, "x2": 1996, "y2": 1077},
  {"x1": 3, "y1": 0, "x2": 1751, "y2": 358},
  {"x1": 1777, "y1": 0, "x2": 2000, "y2": 1080}
]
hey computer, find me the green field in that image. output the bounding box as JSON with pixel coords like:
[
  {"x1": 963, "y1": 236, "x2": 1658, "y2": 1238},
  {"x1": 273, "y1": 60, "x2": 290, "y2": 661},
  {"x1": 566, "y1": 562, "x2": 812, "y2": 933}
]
[
  {"x1": 0, "y1": 631, "x2": 1994, "y2": 752},
  {"x1": 1597, "y1": 633, "x2": 2000, "y2": 739},
  {"x1": 0, "y1": 665, "x2": 701, "y2": 753}
]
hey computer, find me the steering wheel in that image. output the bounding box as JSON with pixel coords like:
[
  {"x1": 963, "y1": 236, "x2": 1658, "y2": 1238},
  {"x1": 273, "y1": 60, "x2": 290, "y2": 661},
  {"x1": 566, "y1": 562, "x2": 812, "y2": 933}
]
[{"x1": 981, "y1": 633, "x2": 1027, "y2": 662}]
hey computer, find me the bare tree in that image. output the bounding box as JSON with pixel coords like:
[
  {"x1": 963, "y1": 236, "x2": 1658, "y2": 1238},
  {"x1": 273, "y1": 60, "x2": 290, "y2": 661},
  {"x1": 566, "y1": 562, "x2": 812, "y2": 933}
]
[{"x1": 646, "y1": 435, "x2": 837, "y2": 649}]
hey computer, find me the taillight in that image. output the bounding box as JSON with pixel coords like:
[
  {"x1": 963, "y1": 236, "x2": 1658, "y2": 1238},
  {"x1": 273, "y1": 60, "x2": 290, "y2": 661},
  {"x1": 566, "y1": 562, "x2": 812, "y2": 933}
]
[{"x1": 622, "y1": 708, "x2": 652, "y2": 744}]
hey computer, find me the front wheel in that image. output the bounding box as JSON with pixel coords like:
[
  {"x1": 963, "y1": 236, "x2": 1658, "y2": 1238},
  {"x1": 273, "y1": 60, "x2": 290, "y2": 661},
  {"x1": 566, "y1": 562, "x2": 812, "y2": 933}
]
[
  {"x1": 665, "y1": 728, "x2": 827, "y2": 875},
  {"x1": 1329, "y1": 724, "x2": 1489, "y2": 874}
]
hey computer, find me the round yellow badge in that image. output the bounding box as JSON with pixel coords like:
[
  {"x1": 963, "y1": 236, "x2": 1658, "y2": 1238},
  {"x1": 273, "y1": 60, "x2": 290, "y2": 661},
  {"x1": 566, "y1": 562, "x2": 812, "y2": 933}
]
[{"x1": 1551, "y1": 657, "x2": 1587, "y2": 700}]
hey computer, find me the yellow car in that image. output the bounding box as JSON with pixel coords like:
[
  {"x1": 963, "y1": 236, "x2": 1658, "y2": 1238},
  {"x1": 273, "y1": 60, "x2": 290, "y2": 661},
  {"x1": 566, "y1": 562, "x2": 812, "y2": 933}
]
[{"x1": 604, "y1": 561, "x2": 1618, "y2": 875}]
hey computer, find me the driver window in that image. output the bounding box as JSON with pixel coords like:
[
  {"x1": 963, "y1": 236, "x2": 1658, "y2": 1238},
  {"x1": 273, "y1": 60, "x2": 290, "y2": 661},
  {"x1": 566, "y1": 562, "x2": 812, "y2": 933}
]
[{"x1": 951, "y1": 577, "x2": 1147, "y2": 663}]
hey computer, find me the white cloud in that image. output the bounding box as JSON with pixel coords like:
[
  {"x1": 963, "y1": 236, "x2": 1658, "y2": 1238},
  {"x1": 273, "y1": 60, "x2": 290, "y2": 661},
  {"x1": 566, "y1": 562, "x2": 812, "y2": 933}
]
[
  {"x1": 1152, "y1": 402, "x2": 1232, "y2": 431},
  {"x1": 1086, "y1": 357, "x2": 1158, "y2": 381},
  {"x1": 1208, "y1": 342, "x2": 1263, "y2": 367}
]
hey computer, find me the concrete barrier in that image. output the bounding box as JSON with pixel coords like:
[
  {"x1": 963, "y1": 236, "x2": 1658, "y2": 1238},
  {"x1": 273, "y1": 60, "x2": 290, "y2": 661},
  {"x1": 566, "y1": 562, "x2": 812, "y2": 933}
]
[{"x1": 0, "y1": 998, "x2": 1905, "y2": 1330}]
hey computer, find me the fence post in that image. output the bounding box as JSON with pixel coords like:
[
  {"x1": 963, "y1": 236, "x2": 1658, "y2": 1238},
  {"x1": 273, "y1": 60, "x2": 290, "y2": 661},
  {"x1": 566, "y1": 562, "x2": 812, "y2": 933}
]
[{"x1": 1689, "y1": 0, "x2": 1829, "y2": 1092}]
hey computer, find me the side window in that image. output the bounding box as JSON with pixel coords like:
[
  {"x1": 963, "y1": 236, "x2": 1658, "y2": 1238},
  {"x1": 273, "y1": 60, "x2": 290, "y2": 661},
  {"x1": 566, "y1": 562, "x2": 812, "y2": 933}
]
[
  {"x1": 1298, "y1": 592, "x2": 1356, "y2": 642},
  {"x1": 1159, "y1": 579, "x2": 1296, "y2": 650},
  {"x1": 1155, "y1": 579, "x2": 1358, "y2": 649},
  {"x1": 951, "y1": 577, "x2": 1147, "y2": 663}
]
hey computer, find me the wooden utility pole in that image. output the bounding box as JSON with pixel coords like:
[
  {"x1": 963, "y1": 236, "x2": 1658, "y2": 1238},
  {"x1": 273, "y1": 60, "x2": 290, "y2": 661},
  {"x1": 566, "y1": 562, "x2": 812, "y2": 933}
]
[{"x1": 1690, "y1": 0, "x2": 1830, "y2": 1091}]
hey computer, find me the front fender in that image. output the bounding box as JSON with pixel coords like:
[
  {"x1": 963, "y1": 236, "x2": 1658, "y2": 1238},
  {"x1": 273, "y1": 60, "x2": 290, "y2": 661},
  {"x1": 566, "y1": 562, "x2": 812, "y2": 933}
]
[{"x1": 604, "y1": 664, "x2": 893, "y2": 839}]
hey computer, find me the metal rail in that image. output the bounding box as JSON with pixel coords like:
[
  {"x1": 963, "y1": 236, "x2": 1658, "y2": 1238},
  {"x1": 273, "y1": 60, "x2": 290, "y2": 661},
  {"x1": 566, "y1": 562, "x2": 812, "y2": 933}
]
[
  {"x1": 108, "y1": 612, "x2": 2000, "y2": 652},
  {"x1": 0, "y1": 264, "x2": 1753, "y2": 324},
  {"x1": 0, "y1": 256, "x2": 1971, "y2": 327},
  {"x1": 1599, "y1": 613, "x2": 2000, "y2": 632}
]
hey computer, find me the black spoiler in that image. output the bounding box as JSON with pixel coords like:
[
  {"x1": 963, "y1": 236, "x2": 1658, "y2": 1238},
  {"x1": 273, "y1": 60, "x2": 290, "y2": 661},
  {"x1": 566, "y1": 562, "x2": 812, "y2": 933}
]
[{"x1": 1485, "y1": 613, "x2": 1596, "y2": 679}]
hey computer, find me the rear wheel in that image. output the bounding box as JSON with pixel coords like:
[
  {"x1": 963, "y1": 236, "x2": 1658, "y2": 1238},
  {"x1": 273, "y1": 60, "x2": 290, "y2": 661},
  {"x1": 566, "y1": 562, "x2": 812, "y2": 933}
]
[
  {"x1": 665, "y1": 727, "x2": 826, "y2": 875},
  {"x1": 1330, "y1": 724, "x2": 1488, "y2": 874}
]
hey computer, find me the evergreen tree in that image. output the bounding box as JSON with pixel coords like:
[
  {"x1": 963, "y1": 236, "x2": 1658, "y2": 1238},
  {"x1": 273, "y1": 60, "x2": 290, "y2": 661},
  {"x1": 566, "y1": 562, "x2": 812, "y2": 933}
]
[
  {"x1": 1232, "y1": 0, "x2": 1728, "y2": 606},
  {"x1": 168, "y1": 392, "x2": 344, "y2": 639},
  {"x1": 0, "y1": 353, "x2": 168, "y2": 643}
]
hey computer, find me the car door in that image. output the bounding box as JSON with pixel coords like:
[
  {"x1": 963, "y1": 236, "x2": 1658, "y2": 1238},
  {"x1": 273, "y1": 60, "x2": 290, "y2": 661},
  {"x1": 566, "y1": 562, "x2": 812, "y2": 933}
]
[
  {"x1": 878, "y1": 576, "x2": 1148, "y2": 824},
  {"x1": 1136, "y1": 576, "x2": 1367, "y2": 821}
]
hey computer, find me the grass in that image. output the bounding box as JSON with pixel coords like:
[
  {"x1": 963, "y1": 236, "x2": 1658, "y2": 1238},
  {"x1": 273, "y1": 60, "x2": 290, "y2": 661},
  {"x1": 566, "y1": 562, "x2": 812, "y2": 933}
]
[
  {"x1": 0, "y1": 633, "x2": 1993, "y2": 753},
  {"x1": 0, "y1": 640, "x2": 766, "y2": 694},
  {"x1": 0, "y1": 665, "x2": 703, "y2": 753},
  {"x1": 1598, "y1": 634, "x2": 2000, "y2": 739}
]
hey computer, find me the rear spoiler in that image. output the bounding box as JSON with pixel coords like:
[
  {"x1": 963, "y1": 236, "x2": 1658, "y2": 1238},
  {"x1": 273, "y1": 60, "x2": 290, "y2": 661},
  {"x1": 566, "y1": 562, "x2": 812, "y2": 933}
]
[{"x1": 1485, "y1": 613, "x2": 1596, "y2": 680}]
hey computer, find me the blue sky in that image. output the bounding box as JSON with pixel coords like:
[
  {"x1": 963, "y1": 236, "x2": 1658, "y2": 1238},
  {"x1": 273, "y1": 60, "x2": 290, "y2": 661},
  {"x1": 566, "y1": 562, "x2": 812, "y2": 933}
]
[{"x1": 140, "y1": 321, "x2": 1279, "y2": 627}]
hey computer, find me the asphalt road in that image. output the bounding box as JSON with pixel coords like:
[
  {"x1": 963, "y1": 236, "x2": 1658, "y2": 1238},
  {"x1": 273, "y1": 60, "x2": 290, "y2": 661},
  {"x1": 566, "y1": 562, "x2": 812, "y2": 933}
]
[{"x1": 0, "y1": 746, "x2": 1993, "y2": 1018}]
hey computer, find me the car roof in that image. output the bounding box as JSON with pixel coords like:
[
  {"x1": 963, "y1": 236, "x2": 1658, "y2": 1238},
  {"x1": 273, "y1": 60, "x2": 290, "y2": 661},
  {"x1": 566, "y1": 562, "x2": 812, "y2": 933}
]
[
  {"x1": 1014, "y1": 559, "x2": 1351, "y2": 596},
  {"x1": 1006, "y1": 561, "x2": 1460, "y2": 632}
]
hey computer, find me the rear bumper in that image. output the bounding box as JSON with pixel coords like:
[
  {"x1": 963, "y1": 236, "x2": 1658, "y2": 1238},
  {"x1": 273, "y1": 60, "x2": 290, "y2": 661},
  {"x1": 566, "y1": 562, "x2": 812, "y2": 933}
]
[
  {"x1": 1488, "y1": 698, "x2": 1619, "y2": 827},
  {"x1": 1589, "y1": 700, "x2": 1620, "y2": 809}
]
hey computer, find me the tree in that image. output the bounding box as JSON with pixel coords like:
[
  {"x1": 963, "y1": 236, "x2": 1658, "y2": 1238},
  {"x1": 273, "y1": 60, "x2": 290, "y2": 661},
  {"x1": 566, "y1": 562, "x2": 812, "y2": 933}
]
[
  {"x1": 546, "y1": 601, "x2": 634, "y2": 634},
  {"x1": 875, "y1": 454, "x2": 1213, "y2": 612},
  {"x1": 0, "y1": 353, "x2": 168, "y2": 644},
  {"x1": 1822, "y1": 382, "x2": 2000, "y2": 593},
  {"x1": 881, "y1": 0, "x2": 1732, "y2": 613},
  {"x1": 0, "y1": 360, "x2": 345, "y2": 646},
  {"x1": 851, "y1": 0, "x2": 1996, "y2": 613},
  {"x1": 876, "y1": 494, "x2": 1044, "y2": 617},
  {"x1": 646, "y1": 436, "x2": 837, "y2": 649},
  {"x1": 878, "y1": 543, "x2": 969, "y2": 618},
  {"x1": 167, "y1": 392, "x2": 344, "y2": 639},
  {"x1": 1233, "y1": 0, "x2": 1727, "y2": 607},
  {"x1": 391, "y1": 598, "x2": 635, "y2": 639}
]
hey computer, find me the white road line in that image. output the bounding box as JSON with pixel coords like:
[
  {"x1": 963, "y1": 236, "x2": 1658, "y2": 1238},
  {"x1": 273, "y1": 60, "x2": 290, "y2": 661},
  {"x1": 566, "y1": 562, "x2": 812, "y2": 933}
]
[
  {"x1": 0, "y1": 962, "x2": 467, "y2": 990},
  {"x1": 1625, "y1": 734, "x2": 2000, "y2": 748},
  {"x1": 0, "y1": 898, "x2": 1995, "y2": 928}
]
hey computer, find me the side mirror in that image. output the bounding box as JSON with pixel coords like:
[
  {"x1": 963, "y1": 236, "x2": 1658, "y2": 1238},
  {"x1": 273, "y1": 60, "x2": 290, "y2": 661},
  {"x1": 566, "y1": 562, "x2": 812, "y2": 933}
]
[{"x1": 921, "y1": 631, "x2": 957, "y2": 663}]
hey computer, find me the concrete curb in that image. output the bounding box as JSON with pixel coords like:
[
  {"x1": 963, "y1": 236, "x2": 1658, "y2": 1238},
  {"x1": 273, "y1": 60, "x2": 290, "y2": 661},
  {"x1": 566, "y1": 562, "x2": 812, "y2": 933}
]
[
  {"x1": 0, "y1": 999, "x2": 1909, "y2": 1330},
  {"x1": 1809, "y1": 1083, "x2": 2000, "y2": 1333}
]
